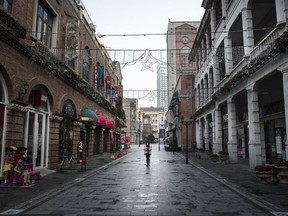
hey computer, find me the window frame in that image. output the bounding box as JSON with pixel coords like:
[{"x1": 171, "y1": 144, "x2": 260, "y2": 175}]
[{"x1": 35, "y1": 1, "x2": 54, "y2": 48}]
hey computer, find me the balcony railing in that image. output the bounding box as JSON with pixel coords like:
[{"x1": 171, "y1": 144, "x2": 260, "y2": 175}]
[{"x1": 249, "y1": 27, "x2": 285, "y2": 62}]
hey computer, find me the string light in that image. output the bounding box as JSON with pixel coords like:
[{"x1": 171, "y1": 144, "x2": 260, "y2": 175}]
[{"x1": 19, "y1": 26, "x2": 279, "y2": 38}]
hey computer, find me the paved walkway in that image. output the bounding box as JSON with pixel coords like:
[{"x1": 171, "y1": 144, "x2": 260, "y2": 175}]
[
  {"x1": 0, "y1": 152, "x2": 118, "y2": 212},
  {"x1": 0, "y1": 145, "x2": 288, "y2": 215},
  {"x1": 178, "y1": 150, "x2": 288, "y2": 213}
]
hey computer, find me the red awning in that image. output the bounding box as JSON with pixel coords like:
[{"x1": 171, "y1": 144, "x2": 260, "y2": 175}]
[
  {"x1": 96, "y1": 114, "x2": 106, "y2": 126},
  {"x1": 105, "y1": 119, "x2": 114, "y2": 129}
]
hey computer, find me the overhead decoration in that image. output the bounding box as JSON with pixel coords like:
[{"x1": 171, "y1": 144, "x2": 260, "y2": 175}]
[
  {"x1": 123, "y1": 90, "x2": 173, "y2": 103},
  {"x1": 139, "y1": 50, "x2": 158, "y2": 72},
  {"x1": 107, "y1": 49, "x2": 168, "y2": 72}
]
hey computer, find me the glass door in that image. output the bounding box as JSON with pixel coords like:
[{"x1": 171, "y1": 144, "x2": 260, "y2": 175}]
[{"x1": 27, "y1": 111, "x2": 48, "y2": 168}]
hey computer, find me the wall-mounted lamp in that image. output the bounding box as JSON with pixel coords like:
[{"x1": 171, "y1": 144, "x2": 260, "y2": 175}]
[{"x1": 17, "y1": 82, "x2": 29, "y2": 100}]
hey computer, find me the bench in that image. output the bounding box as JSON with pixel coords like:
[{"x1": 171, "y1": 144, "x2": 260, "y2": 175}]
[{"x1": 9, "y1": 163, "x2": 41, "y2": 186}]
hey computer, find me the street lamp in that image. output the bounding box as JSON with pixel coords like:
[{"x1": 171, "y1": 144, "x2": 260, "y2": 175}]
[
  {"x1": 158, "y1": 131, "x2": 160, "y2": 151},
  {"x1": 181, "y1": 116, "x2": 193, "y2": 164},
  {"x1": 138, "y1": 111, "x2": 141, "y2": 147}
]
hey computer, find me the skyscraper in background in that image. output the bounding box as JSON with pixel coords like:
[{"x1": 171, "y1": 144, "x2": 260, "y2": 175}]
[{"x1": 156, "y1": 63, "x2": 168, "y2": 110}]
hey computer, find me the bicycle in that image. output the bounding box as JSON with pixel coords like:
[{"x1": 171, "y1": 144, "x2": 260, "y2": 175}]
[{"x1": 59, "y1": 153, "x2": 76, "y2": 170}]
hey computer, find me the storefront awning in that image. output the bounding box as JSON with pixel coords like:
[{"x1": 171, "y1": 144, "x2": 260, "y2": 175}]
[
  {"x1": 96, "y1": 114, "x2": 106, "y2": 126},
  {"x1": 80, "y1": 108, "x2": 98, "y2": 122},
  {"x1": 105, "y1": 119, "x2": 114, "y2": 129}
]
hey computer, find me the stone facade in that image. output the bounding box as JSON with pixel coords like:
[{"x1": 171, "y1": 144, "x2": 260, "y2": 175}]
[{"x1": 190, "y1": 0, "x2": 288, "y2": 169}]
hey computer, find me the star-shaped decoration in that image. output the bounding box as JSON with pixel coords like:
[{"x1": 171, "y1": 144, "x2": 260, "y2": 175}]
[
  {"x1": 139, "y1": 50, "x2": 157, "y2": 72},
  {"x1": 145, "y1": 91, "x2": 156, "y2": 102}
]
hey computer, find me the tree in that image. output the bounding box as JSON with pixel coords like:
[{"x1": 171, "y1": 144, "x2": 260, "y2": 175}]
[{"x1": 147, "y1": 134, "x2": 155, "y2": 143}]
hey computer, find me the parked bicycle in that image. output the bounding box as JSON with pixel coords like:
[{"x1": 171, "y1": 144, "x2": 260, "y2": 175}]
[{"x1": 59, "y1": 153, "x2": 76, "y2": 170}]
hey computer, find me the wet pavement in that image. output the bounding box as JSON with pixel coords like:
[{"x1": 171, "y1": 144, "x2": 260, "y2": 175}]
[
  {"x1": 178, "y1": 150, "x2": 288, "y2": 214},
  {"x1": 0, "y1": 144, "x2": 288, "y2": 216}
]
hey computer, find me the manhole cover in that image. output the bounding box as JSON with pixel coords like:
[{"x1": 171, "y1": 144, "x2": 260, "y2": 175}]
[{"x1": 0, "y1": 209, "x2": 25, "y2": 215}]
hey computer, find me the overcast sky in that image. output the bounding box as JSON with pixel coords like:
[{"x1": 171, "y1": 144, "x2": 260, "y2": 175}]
[{"x1": 81, "y1": 0, "x2": 205, "y2": 107}]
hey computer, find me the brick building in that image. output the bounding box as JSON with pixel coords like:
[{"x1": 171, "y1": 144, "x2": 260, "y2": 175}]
[
  {"x1": 0, "y1": 0, "x2": 125, "y2": 174},
  {"x1": 166, "y1": 20, "x2": 200, "y2": 150}
]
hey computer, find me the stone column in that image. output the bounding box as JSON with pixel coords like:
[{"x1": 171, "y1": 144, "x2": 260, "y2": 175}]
[
  {"x1": 196, "y1": 84, "x2": 201, "y2": 108},
  {"x1": 221, "y1": 0, "x2": 227, "y2": 18},
  {"x1": 213, "y1": 54, "x2": 220, "y2": 87},
  {"x1": 275, "y1": 0, "x2": 287, "y2": 26},
  {"x1": 200, "y1": 82, "x2": 205, "y2": 106},
  {"x1": 195, "y1": 120, "x2": 201, "y2": 149},
  {"x1": 213, "y1": 106, "x2": 222, "y2": 153},
  {"x1": 208, "y1": 70, "x2": 213, "y2": 99},
  {"x1": 241, "y1": 7, "x2": 254, "y2": 56},
  {"x1": 205, "y1": 117, "x2": 209, "y2": 151},
  {"x1": 227, "y1": 98, "x2": 238, "y2": 163},
  {"x1": 282, "y1": 69, "x2": 288, "y2": 160},
  {"x1": 49, "y1": 114, "x2": 63, "y2": 169},
  {"x1": 200, "y1": 120, "x2": 204, "y2": 150},
  {"x1": 224, "y1": 36, "x2": 233, "y2": 75},
  {"x1": 210, "y1": 8, "x2": 216, "y2": 42},
  {"x1": 211, "y1": 112, "x2": 215, "y2": 153},
  {"x1": 205, "y1": 32, "x2": 210, "y2": 56},
  {"x1": 198, "y1": 82, "x2": 203, "y2": 107},
  {"x1": 247, "y1": 85, "x2": 262, "y2": 169},
  {"x1": 204, "y1": 77, "x2": 208, "y2": 103}
]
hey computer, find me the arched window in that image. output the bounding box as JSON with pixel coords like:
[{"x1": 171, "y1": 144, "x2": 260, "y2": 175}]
[
  {"x1": 83, "y1": 47, "x2": 91, "y2": 82},
  {"x1": 180, "y1": 46, "x2": 191, "y2": 68}
]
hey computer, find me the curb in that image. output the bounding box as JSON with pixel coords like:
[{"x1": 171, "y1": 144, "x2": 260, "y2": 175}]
[
  {"x1": 176, "y1": 152, "x2": 283, "y2": 213},
  {"x1": 10, "y1": 151, "x2": 133, "y2": 214}
]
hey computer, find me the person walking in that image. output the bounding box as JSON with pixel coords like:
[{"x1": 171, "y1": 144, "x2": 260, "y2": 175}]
[{"x1": 144, "y1": 141, "x2": 152, "y2": 167}]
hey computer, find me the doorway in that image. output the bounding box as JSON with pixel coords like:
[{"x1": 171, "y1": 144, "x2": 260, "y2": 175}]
[{"x1": 26, "y1": 111, "x2": 48, "y2": 168}]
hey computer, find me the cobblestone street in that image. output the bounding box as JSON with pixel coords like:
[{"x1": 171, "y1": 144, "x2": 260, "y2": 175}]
[{"x1": 16, "y1": 144, "x2": 273, "y2": 216}]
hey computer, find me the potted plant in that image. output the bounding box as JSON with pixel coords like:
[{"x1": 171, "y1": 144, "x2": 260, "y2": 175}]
[
  {"x1": 265, "y1": 158, "x2": 277, "y2": 166},
  {"x1": 210, "y1": 154, "x2": 219, "y2": 163},
  {"x1": 274, "y1": 159, "x2": 288, "y2": 168},
  {"x1": 254, "y1": 165, "x2": 272, "y2": 172},
  {"x1": 218, "y1": 151, "x2": 228, "y2": 156},
  {"x1": 254, "y1": 165, "x2": 273, "y2": 183},
  {"x1": 274, "y1": 159, "x2": 288, "y2": 184},
  {"x1": 218, "y1": 151, "x2": 228, "y2": 163},
  {"x1": 265, "y1": 158, "x2": 278, "y2": 183}
]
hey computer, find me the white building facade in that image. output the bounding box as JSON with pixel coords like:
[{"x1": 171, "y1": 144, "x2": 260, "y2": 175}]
[
  {"x1": 189, "y1": 0, "x2": 288, "y2": 169},
  {"x1": 141, "y1": 107, "x2": 166, "y2": 142}
]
